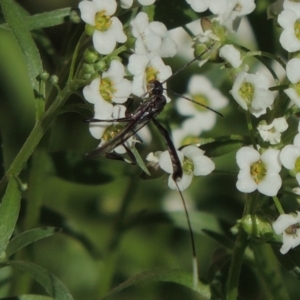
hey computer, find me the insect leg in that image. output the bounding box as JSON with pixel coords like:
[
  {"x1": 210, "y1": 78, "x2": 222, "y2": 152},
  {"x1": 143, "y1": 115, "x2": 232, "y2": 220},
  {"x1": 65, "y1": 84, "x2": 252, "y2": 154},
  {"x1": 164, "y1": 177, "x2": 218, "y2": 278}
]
[
  {"x1": 152, "y1": 119, "x2": 199, "y2": 288},
  {"x1": 151, "y1": 118, "x2": 182, "y2": 182},
  {"x1": 84, "y1": 116, "x2": 133, "y2": 123}
]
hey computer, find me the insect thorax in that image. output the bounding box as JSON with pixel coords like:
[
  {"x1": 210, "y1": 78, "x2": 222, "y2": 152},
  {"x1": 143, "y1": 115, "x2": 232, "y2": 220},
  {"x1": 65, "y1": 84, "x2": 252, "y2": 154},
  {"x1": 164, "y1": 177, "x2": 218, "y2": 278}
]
[{"x1": 148, "y1": 79, "x2": 164, "y2": 96}]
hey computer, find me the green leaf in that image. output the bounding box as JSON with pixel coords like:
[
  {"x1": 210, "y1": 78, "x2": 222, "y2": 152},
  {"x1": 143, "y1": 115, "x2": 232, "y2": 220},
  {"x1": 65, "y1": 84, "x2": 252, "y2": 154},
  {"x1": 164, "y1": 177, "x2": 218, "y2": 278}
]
[
  {"x1": 130, "y1": 146, "x2": 150, "y2": 176},
  {"x1": 0, "y1": 7, "x2": 74, "y2": 31},
  {"x1": 1, "y1": 0, "x2": 43, "y2": 92},
  {"x1": 2, "y1": 261, "x2": 74, "y2": 300},
  {"x1": 6, "y1": 227, "x2": 60, "y2": 258},
  {"x1": 101, "y1": 268, "x2": 211, "y2": 300},
  {"x1": 0, "y1": 177, "x2": 21, "y2": 256},
  {"x1": 0, "y1": 295, "x2": 53, "y2": 300},
  {"x1": 199, "y1": 135, "x2": 250, "y2": 157},
  {"x1": 27, "y1": 8, "x2": 73, "y2": 30},
  {"x1": 202, "y1": 229, "x2": 235, "y2": 249}
]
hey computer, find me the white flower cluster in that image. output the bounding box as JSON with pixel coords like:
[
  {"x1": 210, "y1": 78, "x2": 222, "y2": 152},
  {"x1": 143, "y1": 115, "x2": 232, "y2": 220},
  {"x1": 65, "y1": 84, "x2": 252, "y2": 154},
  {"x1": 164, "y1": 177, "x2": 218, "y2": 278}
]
[
  {"x1": 186, "y1": 0, "x2": 255, "y2": 31},
  {"x1": 79, "y1": 0, "x2": 176, "y2": 153},
  {"x1": 77, "y1": 0, "x2": 300, "y2": 255}
]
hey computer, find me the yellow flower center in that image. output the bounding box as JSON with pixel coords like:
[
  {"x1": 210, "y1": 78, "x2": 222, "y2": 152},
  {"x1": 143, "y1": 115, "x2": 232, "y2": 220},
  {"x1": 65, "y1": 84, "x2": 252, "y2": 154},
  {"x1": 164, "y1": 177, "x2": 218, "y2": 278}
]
[
  {"x1": 295, "y1": 157, "x2": 300, "y2": 173},
  {"x1": 183, "y1": 157, "x2": 194, "y2": 175},
  {"x1": 239, "y1": 82, "x2": 254, "y2": 106},
  {"x1": 181, "y1": 136, "x2": 201, "y2": 147},
  {"x1": 146, "y1": 67, "x2": 159, "y2": 83},
  {"x1": 250, "y1": 160, "x2": 267, "y2": 184},
  {"x1": 191, "y1": 94, "x2": 209, "y2": 112},
  {"x1": 285, "y1": 223, "x2": 300, "y2": 235},
  {"x1": 291, "y1": 82, "x2": 300, "y2": 96},
  {"x1": 99, "y1": 78, "x2": 116, "y2": 102},
  {"x1": 95, "y1": 11, "x2": 112, "y2": 32},
  {"x1": 102, "y1": 124, "x2": 124, "y2": 142},
  {"x1": 294, "y1": 19, "x2": 300, "y2": 40}
]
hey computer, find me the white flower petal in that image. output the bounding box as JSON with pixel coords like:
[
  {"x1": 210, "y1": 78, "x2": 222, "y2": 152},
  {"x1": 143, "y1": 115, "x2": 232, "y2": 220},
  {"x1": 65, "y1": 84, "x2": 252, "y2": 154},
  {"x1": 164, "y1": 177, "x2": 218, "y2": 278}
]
[
  {"x1": 236, "y1": 169, "x2": 257, "y2": 193},
  {"x1": 261, "y1": 149, "x2": 281, "y2": 173},
  {"x1": 79, "y1": 1, "x2": 97, "y2": 25},
  {"x1": 186, "y1": 0, "x2": 209, "y2": 12},
  {"x1": 236, "y1": 147, "x2": 260, "y2": 168},
  {"x1": 120, "y1": 0, "x2": 133, "y2": 9},
  {"x1": 273, "y1": 213, "x2": 300, "y2": 234},
  {"x1": 286, "y1": 58, "x2": 300, "y2": 83},
  {"x1": 284, "y1": 87, "x2": 300, "y2": 107},
  {"x1": 257, "y1": 173, "x2": 282, "y2": 196},
  {"x1": 181, "y1": 145, "x2": 205, "y2": 158},
  {"x1": 83, "y1": 78, "x2": 105, "y2": 105},
  {"x1": 93, "y1": 0, "x2": 117, "y2": 15},
  {"x1": 219, "y1": 44, "x2": 242, "y2": 68},
  {"x1": 280, "y1": 145, "x2": 300, "y2": 169},
  {"x1": 114, "y1": 79, "x2": 132, "y2": 103},
  {"x1": 103, "y1": 60, "x2": 125, "y2": 83},
  {"x1": 110, "y1": 17, "x2": 127, "y2": 43},
  {"x1": 193, "y1": 155, "x2": 215, "y2": 176},
  {"x1": 168, "y1": 173, "x2": 193, "y2": 191},
  {"x1": 93, "y1": 30, "x2": 116, "y2": 55},
  {"x1": 159, "y1": 150, "x2": 184, "y2": 174},
  {"x1": 138, "y1": 0, "x2": 156, "y2": 5}
]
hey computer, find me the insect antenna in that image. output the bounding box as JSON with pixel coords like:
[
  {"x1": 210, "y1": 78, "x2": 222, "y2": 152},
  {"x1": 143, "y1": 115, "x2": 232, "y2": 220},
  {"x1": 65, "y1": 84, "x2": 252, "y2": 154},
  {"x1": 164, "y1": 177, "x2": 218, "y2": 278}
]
[
  {"x1": 165, "y1": 89, "x2": 223, "y2": 117},
  {"x1": 174, "y1": 180, "x2": 198, "y2": 290},
  {"x1": 160, "y1": 42, "x2": 217, "y2": 85}
]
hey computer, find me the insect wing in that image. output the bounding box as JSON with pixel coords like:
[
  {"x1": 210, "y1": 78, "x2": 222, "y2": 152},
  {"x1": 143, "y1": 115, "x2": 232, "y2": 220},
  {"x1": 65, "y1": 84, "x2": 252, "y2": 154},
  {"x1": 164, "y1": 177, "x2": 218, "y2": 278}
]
[{"x1": 86, "y1": 116, "x2": 151, "y2": 158}]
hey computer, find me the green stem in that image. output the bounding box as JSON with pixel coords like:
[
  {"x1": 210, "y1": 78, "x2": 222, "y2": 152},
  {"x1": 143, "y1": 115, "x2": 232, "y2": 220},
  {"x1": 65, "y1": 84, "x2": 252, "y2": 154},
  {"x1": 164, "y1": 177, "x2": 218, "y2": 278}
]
[
  {"x1": 272, "y1": 196, "x2": 285, "y2": 215},
  {"x1": 0, "y1": 86, "x2": 72, "y2": 193},
  {"x1": 97, "y1": 178, "x2": 137, "y2": 298},
  {"x1": 252, "y1": 244, "x2": 290, "y2": 300},
  {"x1": 246, "y1": 110, "x2": 257, "y2": 150},
  {"x1": 67, "y1": 32, "x2": 86, "y2": 83},
  {"x1": 226, "y1": 193, "x2": 256, "y2": 300}
]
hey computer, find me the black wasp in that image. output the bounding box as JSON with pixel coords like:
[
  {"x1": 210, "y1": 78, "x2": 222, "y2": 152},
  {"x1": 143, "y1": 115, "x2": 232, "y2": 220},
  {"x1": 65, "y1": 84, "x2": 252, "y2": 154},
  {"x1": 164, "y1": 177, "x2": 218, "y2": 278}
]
[
  {"x1": 85, "y1": 50, "x2": 222, "y2": 183},
  {"x1": 85, "y1": 48, "x2": 222, "y2": 289}
]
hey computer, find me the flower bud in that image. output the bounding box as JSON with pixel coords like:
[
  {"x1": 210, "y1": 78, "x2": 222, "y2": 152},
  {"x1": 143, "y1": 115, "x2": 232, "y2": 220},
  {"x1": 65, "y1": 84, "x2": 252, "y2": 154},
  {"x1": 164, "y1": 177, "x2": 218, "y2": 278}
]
[{"x1": 84, "y1": 48, "x2": 99, "y2": 64}]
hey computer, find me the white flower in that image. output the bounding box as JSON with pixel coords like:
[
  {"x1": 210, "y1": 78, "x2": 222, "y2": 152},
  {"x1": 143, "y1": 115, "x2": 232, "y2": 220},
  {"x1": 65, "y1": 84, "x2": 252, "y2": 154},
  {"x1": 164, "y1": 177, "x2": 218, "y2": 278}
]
[
  {"x1": 138, "y1": 0, "x2": 156, "y2": 5},
  {"x1": 176, "y1": 75, "x2": 228, "y2": 135},
  {"x1": 272, "y1": 212, "x2": 300, "y2": 254},
  {"x1": 89, "y1": 104, "x2": 134, "y2": 154},
  {"x1": 280, "y1": 147, "x2": 300, "y2": 183},
  {"x1": 278, "y1": 9, "x2": 300, "y2": 52},
  {"x1": 120, "y1": 0, "x2": 133, "y2": 9},
  {"x1": 294, "y1": 122, "x2": 300, "y2": 146},
  {"x1": 146, "y1": 151, "x2": 162, "y2": 164},
  {"x1": 127, "y1": 54, "x2": 172, "y2": 100},
  {"x1": 186, "y1": 0, "x2": 256, "y2": 25},
  {"x1": 219, "y1": 44, "x2": 242, "y2": 68},
  {"x1": 257, "y1": 117, "x2": 288, "y2": 145},
  {"x1": 205, "y1": 0, "x2": 256, "y2": 31},
  {"x1": 130, "y1": 12, "x2": 177, "y2": 57},
  {"x1": 285, "y1": 58, "x2": 300, "y2": 107},
  {"x1": 171, "y1": 124, "x2": 202, "y2": 149},
  {"x1": 79, "y1": 0, "x2": 127, "y2": 54},
  {"x1": 159, "y1": 145, "x2": 215, "y2": 191},
  {"x1": 284, "y1": 0, "x2": 300, "y2": 16},
  {"x1": 236, "y1": 147, "x2": 282, "y2": 196},
  {"x1": 120, "y1": 0, "x2": 155, "y2": 8},
  {"x1": 280, "y1": 123, "x2": 300, "y2": 186},
  {"x1": 83, "y1": 60, "x2": 132, "y2": 107},
  {"x1": 230, "y1": 71, "x2": 275, "y2": 118},
  {"x1": 89, "y1": 104, "x2": 123, "y2": 139},
  {"x1": 185, "y1": 0, "x2": 210, "y2": 12}
]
